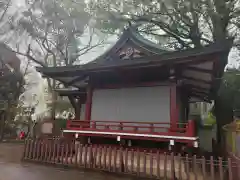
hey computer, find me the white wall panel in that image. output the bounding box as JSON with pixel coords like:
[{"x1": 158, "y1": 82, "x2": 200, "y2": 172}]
[{"x1": 91, "y1": 86, "x2": 170, "y2": 125}]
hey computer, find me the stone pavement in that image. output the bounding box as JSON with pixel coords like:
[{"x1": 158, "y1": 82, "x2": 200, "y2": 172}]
[{"x1": 0, "y1": 162, "x2": 132, "y2": 180}]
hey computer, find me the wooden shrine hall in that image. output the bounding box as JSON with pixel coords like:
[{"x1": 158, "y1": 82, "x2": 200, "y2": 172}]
[{"x1": 37, "y1": 26, "x2": 231, "y2": 148}]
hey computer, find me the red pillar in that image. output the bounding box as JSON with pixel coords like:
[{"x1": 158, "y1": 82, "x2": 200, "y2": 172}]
[
  {"x1": 186, "y1": 120, "x2": 195, "y2": 137},
  {"x1": 85, "y1": 86, "x2": 93, "y2": 121},
  {"x1": 170, "y1": 84, "x2": 178, "y2": 128}
]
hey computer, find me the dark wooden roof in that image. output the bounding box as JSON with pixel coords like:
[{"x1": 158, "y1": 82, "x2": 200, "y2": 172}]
[
  {"x1": 36, "y1": 27, "x2": 232, "y2": 101},
  {"x1": 55, "y1": 88, "x2": 86, "y2": 97}
]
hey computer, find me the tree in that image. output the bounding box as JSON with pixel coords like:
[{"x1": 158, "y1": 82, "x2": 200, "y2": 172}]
[
  {"x1": 0, "y1": 52, "x2": 41, "y2": 139},
  {"x1": 86, "y1": 0, "x2": 240, "y2": 145},
  {"x1": 0, "y1": 47, "x2": 22, "y2": 140},
  {"x1": 218, "y1": 68, "x2": 240, "y2": 111},
  {"x1": 0, "y1": 1, "x2": 42, "y2": 140},
  {"x1": 6, "y1": 0, "x2": 107, "y2": 119},
  {"x1": 87, "y1": 0, "x2": 238, "y2": 46}
]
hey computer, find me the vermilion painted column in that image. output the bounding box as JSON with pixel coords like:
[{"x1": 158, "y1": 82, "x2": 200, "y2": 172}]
[
  {"x1": 170, "y1": 84, "x2": 178, "y2": 128},
  {"x1": 186, "y1": 119, "x2": 195, "y2": 137},
  {"x1": 85, "y1": 86, "x2": 93, "y2": 121}
]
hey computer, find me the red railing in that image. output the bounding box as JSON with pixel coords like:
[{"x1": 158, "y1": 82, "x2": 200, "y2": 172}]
[{"x1": 66, "y1": 120, "x2": 195, "y2": 138}]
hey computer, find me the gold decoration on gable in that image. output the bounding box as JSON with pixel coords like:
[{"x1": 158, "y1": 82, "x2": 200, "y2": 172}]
[{"x1": 118, "y1": 47, "x2": 145, "y2": 60}]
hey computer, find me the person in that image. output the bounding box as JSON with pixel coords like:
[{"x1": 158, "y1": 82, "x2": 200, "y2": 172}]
[{"x1": 19, "y1": 131, "x2": 25, "y2": 140}]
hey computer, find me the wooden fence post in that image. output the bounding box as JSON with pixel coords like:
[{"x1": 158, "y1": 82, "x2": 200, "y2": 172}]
[
  {"x1": 113, "y1": 147, "x2": 117, "y2": 172},
  {"x1": 84, "y1": 145, "x2": 88, "y2": 168},
  {"x1": 202, "y1": 156, "x2": 206, "y2": 179},
  {"x1": 108, "y1": 146, "x2": 112, "y2": 171},
  {"x1": 143, "y1": 150, "x2": 147, "y2": 176},
  {"x1": 119, "y1": 147, "x2": 124, "y2": 173},
  {"x1": 228, "y1": 158, "x2": 233, "y2": 180},
  {"x1": 219, "y1": 157, "x2": 224, "y2": 180},
  {"x1": 103, "y1": 146, "x2": 107, "y2": 169},
  {"x1": 137, "y1": 149, "x2": 140, "y2": 176},
  {"x1": 99, "y1": 146, "x2": 103, "y2": 168},
  {"x1": 170, "y1": 152, "x2": 175, "y2": 180},
  {"x1": 178, "y1": 153, "x2": 182, "y2": 180},
  {"x1": 193, "y1": 155, "x2": 197, "y2": 180},
  {"x1": 74, "y1": 143, "x2": 79, "y2": 167},
  {"x1": 149, "y1": 150, "x2": 153, "y2": 177},
  {"x1": 89, "y1": 145, "x2": 93, "y2": 168},
  {"x1": 164, "y1": 152, "x2": 167, "y2": 179},
  {"x1": 210, "y1": 156, "x2": 215, "y2": 180},
  {"x1": 185, "y1": 154, "x2": 190, "y2": 180},
  {"x1": 125, "y1": 148, "x2": 128, "y2": 173},
  {"x1": 156, "y1": 151, "x2": 160, "y2": 178}
]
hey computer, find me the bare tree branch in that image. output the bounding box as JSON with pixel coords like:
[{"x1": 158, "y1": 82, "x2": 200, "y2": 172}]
[
  {"x1": 10, "y1": 45, "x2": 47, "y2": 67},
  {"x1": 0, "y1": 0, "x2": 10, "y2": 22}
]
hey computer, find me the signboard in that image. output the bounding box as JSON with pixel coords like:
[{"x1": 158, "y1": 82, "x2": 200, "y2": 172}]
[{"x1": 41, "y1": 122, "x2": 53, "y2": 134}]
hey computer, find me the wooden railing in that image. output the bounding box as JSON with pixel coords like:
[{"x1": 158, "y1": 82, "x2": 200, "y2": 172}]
[
  {"x1": 66, "y1": 120, "x2": 196, "y2": 137},
  {"x1": 22, "y1": 138, "x2": 239, "y2": 180}
]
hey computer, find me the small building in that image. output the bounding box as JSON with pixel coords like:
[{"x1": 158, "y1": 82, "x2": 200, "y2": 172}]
[
  {"x1": 189, "y1": 101, "x2": 212, "y2": 117},
  {"x1": 37, "y1": 26, "x2": 231, "y2": 150}
]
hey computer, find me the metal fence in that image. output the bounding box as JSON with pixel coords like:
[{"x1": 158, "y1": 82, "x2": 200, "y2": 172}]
[{"x1": 22, "y1": 138, "x2": 240, "y2": 180}]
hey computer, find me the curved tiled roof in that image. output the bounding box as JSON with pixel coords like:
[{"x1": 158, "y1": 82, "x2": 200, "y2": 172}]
[
  {"x1": 36, "y1": 25, "x2": 232, "y2": 101},
  {"x1": 89, "y1": 25, "x2": 170, "y2": 65}
]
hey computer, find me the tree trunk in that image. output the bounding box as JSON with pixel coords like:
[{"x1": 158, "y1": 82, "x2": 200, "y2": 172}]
[
  {"x1": 75, "y1": 99, "x2": 81, "y2": 120},
  {"x1": 51, "y1": 90, "x2": 57, "y2": 120},
  {"x1": 0, "y1": 103, "x2": 11, "y2": 141},
  {"x1": 0, "y1": 111, "x2": 5, "y2": 141},
  {"x1": 27, "y1": 116, "x2": 32, "y2": 138},
  {"x1": 27, "y1": 121, "x2": 37, "y2": 139},
  {"x1": 50, "y1": 80, "x2": 57, "y2": 120},
  {"x1": 214, "y1": 96, "x2": 233, "y2": 155},
  {"x1": 68, "y1": 96, "x2": 80, "y2": 119}
]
